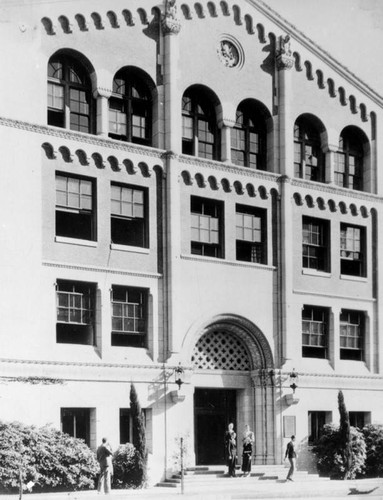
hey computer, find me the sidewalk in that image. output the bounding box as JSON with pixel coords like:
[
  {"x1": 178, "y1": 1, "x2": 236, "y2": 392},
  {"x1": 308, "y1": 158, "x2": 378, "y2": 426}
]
[{"x1": 1, "y1": 478, "x2": 382, "y2": 500}]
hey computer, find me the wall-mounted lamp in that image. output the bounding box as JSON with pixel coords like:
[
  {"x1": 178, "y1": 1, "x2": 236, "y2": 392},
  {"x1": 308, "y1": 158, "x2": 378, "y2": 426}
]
[
  {"x1": 174, "y1": 363, "x2": 184, "y2": 390},
  {"x1": 289, "y1": 368, "x2": 298, "y2": 394},
  {"x1": 170, "y1": 363, "x2": 185, "y2": 403},
  {"x1": 285, "y1": 369, "x2": 299, "y2": 406}
]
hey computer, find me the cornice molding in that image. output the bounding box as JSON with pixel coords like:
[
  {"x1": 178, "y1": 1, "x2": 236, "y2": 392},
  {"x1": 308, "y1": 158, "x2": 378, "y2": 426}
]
[
  {"x1": 293, "y1": 287, "x2": 376, "y2": 304},
  {"x1": 181, "y1": 254, "x2": 275, "y2": 271},
  {"x1": 0, "y1": 116, "x2": 166, "y2": 160},
  {"x1": 179, "y1": 154, "x2": 281, "y2": 183},
  {"x1": 291, "y1": 178, "x2": 383, "y2": 206},
  {"x1": 42, "y1": 261, "x2": 162, "y2": 280},
  {"x1": 247, "y1": 0, "x2": 383, "y2": 108}
]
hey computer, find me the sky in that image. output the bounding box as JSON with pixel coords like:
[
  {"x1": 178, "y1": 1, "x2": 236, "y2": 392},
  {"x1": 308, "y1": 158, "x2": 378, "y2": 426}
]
[{"x1": 264, "y1": 0, "x2": 383, "y2": 95}]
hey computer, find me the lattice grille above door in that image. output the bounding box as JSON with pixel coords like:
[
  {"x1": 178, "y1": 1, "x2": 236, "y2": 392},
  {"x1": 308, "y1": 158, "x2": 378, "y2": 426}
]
[{"x1": 191, "y1": 330, "x2": 251, "y2": 370}]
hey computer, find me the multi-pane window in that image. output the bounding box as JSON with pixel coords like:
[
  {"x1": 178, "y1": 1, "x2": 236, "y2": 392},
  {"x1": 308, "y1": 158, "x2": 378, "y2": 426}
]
[
  {"x1": 48, "y1": 56, "x2": 93, "y2": 133},
  {"x1": 340, "y1": 310, "x2": 364, "y2": 361},
  {"x1": 349, "y1": 412, "x2": 370, "y2": 429},
  {"x1": 302, "y1": 306, "x2": 328, "y2": 358},
  {"x1": 236, "y1": 205, "x2": 266, "y2": 264},
  {"x1": 120, "y1": 408, "x2": 147, "y2": 444},
  {"x1": 182, "y1": 90, "x2": 219, "y2": 160},
  {"x1": 294, "y1": 118, "x2": 323, "y2": 182},
  {"x1": 308, "y1": 411, "x2": 330, "y2": 444},
  {"x1": 111, "y1": 183, "x2": 147, "y2": 247},
  {"x1": 61, "y1": 408, "x2": 91, "y2": 446},
  {"x1": 340, "y1": 224, "x2": 365, "y2": 277},
  {"x1": 191, "y1": 197, "x2": 223, "y2": 258},
  {"x1": 109, "y1": 71, "x2": 152, "y2": 145},
  {"x1": 56, "y1": 174, "x2": 95, "y2": 241},
  {"x1": 334, "y1": 128, "x2": 363, "y2": 190},
  {"x1": 111, "y1": 286, "x2": 148, "y2": 347},
  {"x1": 56, "y1": 280, "x2": 96, "y2": 345},
  {"x1": 302, "y1": 217, "x2": 329, "y2": 271},
  {"x1": 231, "y1": 103, "x2": 266, "y2": 169}
]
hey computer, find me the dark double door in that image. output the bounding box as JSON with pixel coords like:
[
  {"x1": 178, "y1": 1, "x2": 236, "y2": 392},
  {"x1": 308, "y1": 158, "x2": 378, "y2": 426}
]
[{"x1": 194, "y1": 388, "x2": 237, "y2": 465}]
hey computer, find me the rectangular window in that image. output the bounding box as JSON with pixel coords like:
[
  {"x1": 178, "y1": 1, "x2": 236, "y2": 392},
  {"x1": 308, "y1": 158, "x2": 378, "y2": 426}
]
[
  {"x1": 61, "y1": 408, "x2": 91, "y2": 446},
  {"x1": 191, "y1": 196, "x2": 223, "y2": 258},
  {"x1": 308, "y1": 411, "x2": 331, "y2": 444},
  {"x1": 236, "y1": 204, "x2": 267, "y2": 264},
  {"x1": 56, "y1": 173, "x2": 96, "y2": 241},
  {"x1": 111, "y1": 286, "x2": 148, "y2": 348},
  {"x1": 302, "y1": 305, "x2": 329, "y2": 358},
  {"x1": 111, "y1": 183, "x2": 147, "y2": 247},
  {"x1": 302, "y1": 217, "x2": 329, "y2": 272},
  {"x1": 119, "y1": 408, "x2": 147, "y2": 445},
  {"x1": 349, "y1": 412, "x2": 370, "y2": 429},
  {"x1": 334, "y1": 153, "x2": 346, "y2": 187},
  {"x1": 340, "y1": 310, "x2": 364, "y2": 361},
  {"x1": 48, "y1": 82, "x2": 65, "y2": 128},
  {"x1": 340, "y1": 224, "x2": 366, "y2": 277},
  {"x1": 69, "y1": 88, "x2": 90, "y2": 133},
  {"x1": 56, "y1": 280, "x2": 96, "y2": 345},
  {"x1": 109, "y1": 98, "x2": 127, "y2": 139}
]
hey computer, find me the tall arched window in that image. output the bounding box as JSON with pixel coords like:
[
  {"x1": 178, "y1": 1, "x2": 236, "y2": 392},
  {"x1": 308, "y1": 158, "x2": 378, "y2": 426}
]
[
  {"x1": 108, "y1": 70, "x2": 152, "y2": 146},
  {"x1": 335, "y1": 127, "x2": 364, "y2": 191},
  {"x1": 231, "y1": 101, "x2": 267, "y2": 169},
  {"x1": 182, "y1": 88, "x2": 219, "y2": 160},
  {"x1": 47, "y1": 55, "x2": 94, "y2": 133},
  {"x1": 294, "y1": 116, "x2": 324, "y2": 182}
]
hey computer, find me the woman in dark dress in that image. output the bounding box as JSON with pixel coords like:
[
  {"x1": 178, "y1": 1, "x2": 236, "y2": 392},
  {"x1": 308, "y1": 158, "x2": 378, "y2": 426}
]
[
  {"x1": 241, "y1": 424, "x2": 254, "y2": 477},
  {"x1": 225, "y1": 423, "x2": 237, "y2": 477}
]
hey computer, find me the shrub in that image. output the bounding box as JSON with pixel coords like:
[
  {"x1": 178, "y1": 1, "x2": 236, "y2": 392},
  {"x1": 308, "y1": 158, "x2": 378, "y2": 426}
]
[
  {"x1": 112, "y1": 444, "x2": 141, "y2": 489},
  {"x1": 312, "y1": 423, "x2": 366, "y2": 479},
  {"x1": 0, "y1": 420, "x2": 98, "y2": 493},
  {"x1": 363, "y1": 424, "x2": 383, "y2": 478}
]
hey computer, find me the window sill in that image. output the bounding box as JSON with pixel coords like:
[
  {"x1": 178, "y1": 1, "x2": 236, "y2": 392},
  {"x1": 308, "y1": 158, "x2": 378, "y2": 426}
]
[
  {"x1": 110, "y1": 244, "x2": 149, "y2": 254},
  {"x1": 55, "y1": 236, "x2": 97, "y2": 247},
  {"x1": 340, "y1": 274, "x2": 367, "y2": 283},
  {"x1": 302, "y1": 269, "x2": 331, "y2": 278}
]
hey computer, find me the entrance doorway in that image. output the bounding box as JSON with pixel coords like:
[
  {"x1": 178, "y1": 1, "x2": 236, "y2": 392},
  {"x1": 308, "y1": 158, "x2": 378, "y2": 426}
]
[{"x1": 194, "y1": 388, "x2": 236, "y2": 465}]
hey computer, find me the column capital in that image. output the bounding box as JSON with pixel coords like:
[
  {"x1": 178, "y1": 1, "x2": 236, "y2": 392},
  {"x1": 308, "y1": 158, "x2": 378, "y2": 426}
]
[
  {"x1": 276, "y1": 35, "x2": 294, "y2": 70},
  {"x1": 162, "y1": 0, "x2": 182, "y2": 35},
  {"x1": 93, "y1": 87, "x2": 112, "y2": 99},
  {"x1": 217, "y1": 117, "x2": 236, "y2": 129}
]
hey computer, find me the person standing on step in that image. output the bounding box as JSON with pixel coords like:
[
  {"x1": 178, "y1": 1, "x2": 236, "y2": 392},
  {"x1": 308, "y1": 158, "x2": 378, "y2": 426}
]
[
  {"x1": 97, "y1": 437, "x2": 113, "y2": 494},
  {"x1": 225, "y1": 422, "x2": 237, "y2": 477},
  {"x1": 241, "y1": 424, "x2": 254, "y2": 477},
  {"x1": 284, "y1": 435, "x2": 297, "y2": 482}
]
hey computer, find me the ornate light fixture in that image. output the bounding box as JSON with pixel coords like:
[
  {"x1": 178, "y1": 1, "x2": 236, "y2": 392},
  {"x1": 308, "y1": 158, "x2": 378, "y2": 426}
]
[
  {"x1": 174, "y1": 363, "x2": 184, "y2": 390},
  {"x1": 170, "y1": 364, "x2": 185, "y2": 403},
  {"x1": 285, "y1": 369, "x2": 299, "y2": 406}
]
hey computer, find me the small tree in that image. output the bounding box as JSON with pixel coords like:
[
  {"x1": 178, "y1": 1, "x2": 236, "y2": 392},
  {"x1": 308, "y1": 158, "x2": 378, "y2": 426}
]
[
  {"x1": 338, "y1": 390, "x2": 353, "y2": 479},
  {"x1": 129, "y1": 383, "x2": 147, "y2": 486}
]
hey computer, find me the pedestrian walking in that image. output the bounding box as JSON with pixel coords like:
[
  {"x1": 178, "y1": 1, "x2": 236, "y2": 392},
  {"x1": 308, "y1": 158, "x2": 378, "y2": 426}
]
[
  {"x1": 284, "y1": 435, "x2": 297, "y2": 482},
  {"x1": 241, "y1": 424, "x2": 254, "y2": 477},
  {"x1": 97, "y1": 437, "x2": 113, "y2": 494},
  {"x1": 225, "y1": 423, "x2": 237, "y2": 477}
]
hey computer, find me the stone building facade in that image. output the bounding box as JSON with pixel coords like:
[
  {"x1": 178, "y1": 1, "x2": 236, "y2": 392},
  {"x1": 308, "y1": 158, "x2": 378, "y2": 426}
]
[{"x1": 0, "y1": 0, "x2": 382, "y2": 483}]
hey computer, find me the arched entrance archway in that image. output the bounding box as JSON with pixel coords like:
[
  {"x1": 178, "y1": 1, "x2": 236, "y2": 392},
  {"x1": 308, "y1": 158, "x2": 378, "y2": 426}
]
[{"x1": 187, "y1": 315, "x2": 276, "y2": 466}]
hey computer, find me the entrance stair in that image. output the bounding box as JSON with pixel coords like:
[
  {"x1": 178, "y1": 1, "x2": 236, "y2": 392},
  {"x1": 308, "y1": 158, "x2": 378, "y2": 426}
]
[{"x1": 155, "y1": 465, "x2": 330, "y2": 490}]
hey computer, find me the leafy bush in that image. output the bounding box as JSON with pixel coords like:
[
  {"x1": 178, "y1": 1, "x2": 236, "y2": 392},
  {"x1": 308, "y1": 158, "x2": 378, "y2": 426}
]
[
  {"x1": 112, "y1": 444, "x2": 141, "y2": 489},
  {"x1": 312, "y1": 423, "x2": 366, "y2": 479},
  {"x1": 363, "y1": 424, "x2": 383, "y2": 477},
  {"x1": 0, "y1": 420, "x2": 98, "y2": 493}
]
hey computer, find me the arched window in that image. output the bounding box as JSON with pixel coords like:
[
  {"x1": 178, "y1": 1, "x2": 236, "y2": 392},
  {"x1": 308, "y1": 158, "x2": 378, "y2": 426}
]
[
  {"x1": 108, "y1": 70, "x2": 152, "y2": 146},
  {"x1": 47, "y1": 55, "x2": 94, "y2": 133},
  {"x1": 294, "y1": 116, "x2": 324, "y2": 182},
  {"x1": 335, "y1": 127, "x2": 364, "y2": 191},
  {"x1": 231, "y1": 101, "x2": 267, "y2": 169},
  {"x1": 182, "y1": 88, "x2": 219, "y2": 160}
]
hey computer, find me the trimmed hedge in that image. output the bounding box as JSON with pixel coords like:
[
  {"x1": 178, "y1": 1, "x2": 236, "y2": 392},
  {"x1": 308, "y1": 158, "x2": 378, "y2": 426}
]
[
  {"x1": 363, "y1": 424, "x2": 383, "y2": 478},
  {"x1": 112, "y1": 443, "x2": 141, "y2": 489},
  {"x1": 312, "y1": 423, "x2": 366, "y2": 479},
  {"x1": 0, "y1": 421, "x2": 98, "y2": 492}
]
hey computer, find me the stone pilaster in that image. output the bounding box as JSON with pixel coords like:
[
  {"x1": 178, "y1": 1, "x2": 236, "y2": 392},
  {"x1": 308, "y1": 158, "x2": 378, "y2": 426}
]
[{"x1": 93, "y1": 88, "x2": 112, "y2": 137}]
